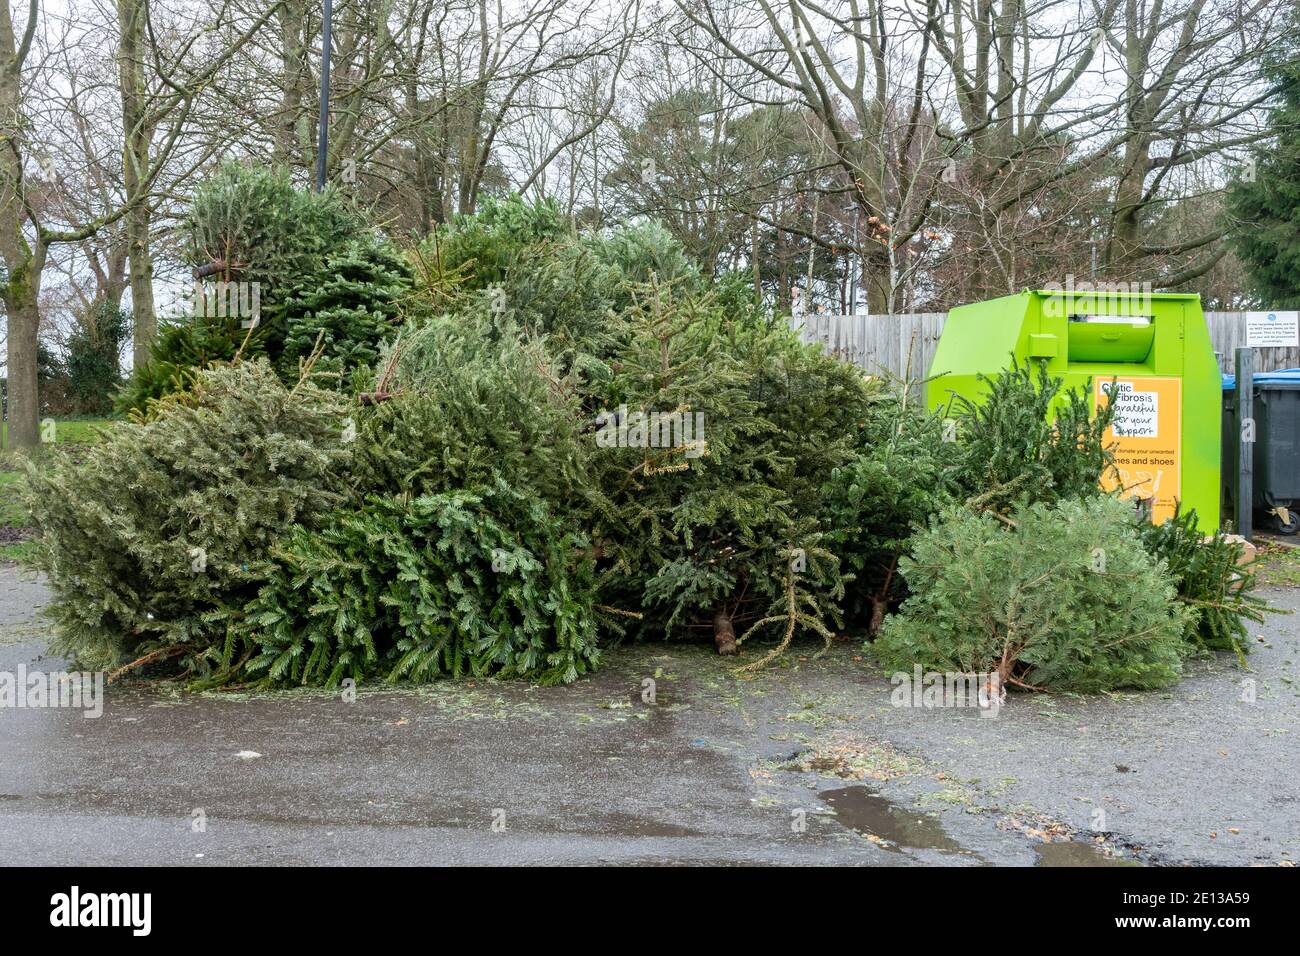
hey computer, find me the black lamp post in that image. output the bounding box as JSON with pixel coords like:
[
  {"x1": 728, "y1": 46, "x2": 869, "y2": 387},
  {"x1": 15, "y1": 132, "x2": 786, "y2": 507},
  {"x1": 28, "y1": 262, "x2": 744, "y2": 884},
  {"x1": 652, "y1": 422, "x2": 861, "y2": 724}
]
[{"x1": 315, "y1": 0, "x2": 333, "y2": 191}]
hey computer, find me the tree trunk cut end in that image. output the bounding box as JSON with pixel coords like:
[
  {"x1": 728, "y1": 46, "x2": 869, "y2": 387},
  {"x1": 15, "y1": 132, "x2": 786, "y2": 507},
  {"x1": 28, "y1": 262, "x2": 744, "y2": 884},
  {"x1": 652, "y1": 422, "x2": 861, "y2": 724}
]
[{"x1": 713, "y1": 610, "x2": 738, "y2": 656}]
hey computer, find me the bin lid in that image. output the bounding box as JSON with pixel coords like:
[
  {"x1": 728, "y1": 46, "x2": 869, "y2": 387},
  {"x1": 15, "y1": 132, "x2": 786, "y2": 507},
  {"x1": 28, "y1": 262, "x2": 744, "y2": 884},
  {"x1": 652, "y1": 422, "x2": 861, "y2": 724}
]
[{"x1": 1222, "y1": 368, "x2": 1300, "y2": 390}]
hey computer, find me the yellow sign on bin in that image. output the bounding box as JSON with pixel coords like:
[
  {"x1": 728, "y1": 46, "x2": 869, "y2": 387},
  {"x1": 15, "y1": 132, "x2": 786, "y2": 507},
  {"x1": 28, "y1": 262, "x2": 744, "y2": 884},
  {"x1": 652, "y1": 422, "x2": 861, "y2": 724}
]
[{"x1": 1096, "y1": 377, "x2": 1182, "y2": 524}]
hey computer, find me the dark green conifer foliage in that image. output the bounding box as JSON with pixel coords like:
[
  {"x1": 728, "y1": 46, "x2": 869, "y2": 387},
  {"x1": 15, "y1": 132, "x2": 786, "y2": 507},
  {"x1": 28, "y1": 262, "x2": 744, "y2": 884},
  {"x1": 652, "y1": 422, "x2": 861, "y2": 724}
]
[
  {"x1": 1228, "y1": 12, "x2": 1300, "y2": 308},
  {"x1": 822, "y1": 395, "x2": 960, "y2": 627},
  {"x1": 234, "y1": 481, "x2": 599, "y2": 686},
  {"x1": 120, "y1": 164, "x2": 411, "y2": 410},
  {"x1": 437, "y1": 194, "x2": 572, "y2": 289},
  {"x1": 114, "y1": 312, "x2": 260, "y2": 415},
  {"x1": 352, "y1": 315, "x2": 598, "y2": 520},
  {"x1": 184, "y1": 163, "x2": 360, "y2": 323},
  {"x1": 278, "y1": 236, "x2": 413, "y2": 387},
  {"x1": 944, "y1": 357, "x2": 1116, "y2": 512},
  {"x1": 64, "y1": 301, "x2": 130, "y2": 414},
  {"x1": 1137, "y1": 506, "x2": 1269, "y2": 653},
  {"x1": 592, "y1": 280, "x2": 871, "y2": 652},
  {"x1": 880, "y1": 360, "x2": 1268, "y2": 674},
  {"x1": 427, "y1": 195, "x2": 617, "y2": 357},
  {"x1": 30, "y1": 192, "x2": 1272, "y2": 689}
]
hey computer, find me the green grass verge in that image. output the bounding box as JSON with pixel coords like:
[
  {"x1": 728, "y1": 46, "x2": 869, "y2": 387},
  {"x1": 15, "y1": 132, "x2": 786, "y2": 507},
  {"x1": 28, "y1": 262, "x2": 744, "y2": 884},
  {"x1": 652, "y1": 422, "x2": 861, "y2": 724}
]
[
  {"x1": 0, "y1": 540, "x2": 38, "y2": 563},
  {"x1": 0, "y1": 418, "x2": 114, "y2": 559},
  {"x1": 0, "y1": 471, "x2": 25, "y2": 528},
  {"x1": 0, "y1": 417, "x2": 114, "y2": 448},
  {"x1": 1256, "y1": 543, "x2": 1300, "y2": 588}
]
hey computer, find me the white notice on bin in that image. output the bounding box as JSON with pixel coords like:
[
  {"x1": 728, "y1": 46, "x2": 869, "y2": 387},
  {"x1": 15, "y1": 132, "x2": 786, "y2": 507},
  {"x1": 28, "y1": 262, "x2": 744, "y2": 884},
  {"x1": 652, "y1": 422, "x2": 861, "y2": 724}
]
[{"x1": 1104, "y1": 382, "x2": 1159, "y2": 438}]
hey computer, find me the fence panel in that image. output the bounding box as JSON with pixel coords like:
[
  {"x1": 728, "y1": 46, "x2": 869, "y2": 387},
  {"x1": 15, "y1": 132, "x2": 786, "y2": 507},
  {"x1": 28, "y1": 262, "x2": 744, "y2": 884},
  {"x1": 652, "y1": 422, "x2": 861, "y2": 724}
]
[{"x1": 793, "y1": 311, "x2": 1300, "y2": 379}]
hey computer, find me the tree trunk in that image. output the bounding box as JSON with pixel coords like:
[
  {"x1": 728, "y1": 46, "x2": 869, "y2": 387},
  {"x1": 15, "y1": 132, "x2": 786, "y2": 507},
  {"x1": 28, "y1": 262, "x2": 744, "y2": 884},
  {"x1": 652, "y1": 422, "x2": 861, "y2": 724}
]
[
  {"x1": 868, "y1": 557, "x2": 897, "y2": 639},
  {"x1": 125, "y1": 206, "x2": 154, "y2": 368},
  {"x1": 456, "y1": 0, "x2": 492, "y2": 216},
  {"x1": 119, "y1": 0, "x2": 156, "y2": 369},
  {"x1": 273, "y1": 0, "x2": 311, "y2": 169},
  {"x1": 868, "y1": 595, "x2": 886, "y2": 639},
  {"x1": 861, "y1": 249, "x2": 891, "y2": 315},
  {"x1": 0, "y1": 1, "x2": 42, "y2": 449},
  {"x1": 3, "y1": 291, "x2": 40, "y2": 449},
  {"x1": 712, "y1": 608, "x2": 737, "y2": 656},
  {"x1": 1104, "y1": 136, "x2": 1151, "y2": 276}
]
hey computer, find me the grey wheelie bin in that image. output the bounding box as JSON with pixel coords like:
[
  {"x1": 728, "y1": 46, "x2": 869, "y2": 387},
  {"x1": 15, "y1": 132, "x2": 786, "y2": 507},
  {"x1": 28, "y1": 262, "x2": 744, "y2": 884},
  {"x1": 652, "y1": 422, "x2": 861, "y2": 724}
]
[{"x1": 1222, "y1": 368, "x2": 1300, "y2": 534}]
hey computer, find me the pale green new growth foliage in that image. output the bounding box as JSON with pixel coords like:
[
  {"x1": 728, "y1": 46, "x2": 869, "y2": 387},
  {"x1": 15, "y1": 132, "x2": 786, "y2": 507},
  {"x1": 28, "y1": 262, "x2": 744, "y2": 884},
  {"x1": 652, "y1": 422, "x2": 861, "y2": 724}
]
[
  {"x1": 24, "y1": 361, "x2": 352, "y2": 672},
  {"x1": 874, "y1": 497, "x2": 1191, "y2": 692}
]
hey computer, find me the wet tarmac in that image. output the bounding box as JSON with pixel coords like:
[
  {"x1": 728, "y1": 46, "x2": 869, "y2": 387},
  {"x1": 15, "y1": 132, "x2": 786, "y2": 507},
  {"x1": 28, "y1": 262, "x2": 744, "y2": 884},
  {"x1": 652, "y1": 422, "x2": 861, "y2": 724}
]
[{"x1": 1, "y1": 567, "x2": 1297, "y2": 865}]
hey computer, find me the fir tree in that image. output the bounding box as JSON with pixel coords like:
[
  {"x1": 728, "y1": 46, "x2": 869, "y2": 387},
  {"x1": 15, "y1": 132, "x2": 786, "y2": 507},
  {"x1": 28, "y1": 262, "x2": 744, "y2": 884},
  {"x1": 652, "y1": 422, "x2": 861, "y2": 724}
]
[
  {"x1": 591, "y1": 279, "x2": 872, "y2": 655},
  {"x1": 943, "y1": 357, "x2": 1116, "y2": 514},
  {"x1": 1229, "y1": 13, "x2": 1300, "y2": 308},
  {"x1": 352, "y1": 314, "x2": 598, "y2": 521},
  {"x1": 278, "y1": 236, "x2": 413, "y2": 387},
  {"x1": 231, "y1": 480, "x2": 600, "y2": 688},
  {"x1": 120, "y1": 164, "x2": 412, "y2": 411},
  {"x1": 874, "y1": 497, "x2": 1191, "y2": 693},
  {"x1": 822, "y1": 395, "x2": 960, "y2": 633},
  {"x1": 1137, "y1": 505, "x2": 1269, "y2": 653},
  {"x1": 24, "y1": 360, "x2": 353, "y2": 674},
  {"x1": 184, "y1": 163, "x2": 361, "y2": 324}
]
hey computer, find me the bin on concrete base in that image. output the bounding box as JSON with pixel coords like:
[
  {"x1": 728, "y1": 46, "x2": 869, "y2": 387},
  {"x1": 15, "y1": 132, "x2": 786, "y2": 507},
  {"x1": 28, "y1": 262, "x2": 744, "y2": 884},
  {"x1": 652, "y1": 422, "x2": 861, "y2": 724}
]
[
  {"x1": 1222, "y1": 368, "x2": 1300, "y2": 534},
  {"x1": 927, "y1": 290, "x2": 1221, "y2": 529}
]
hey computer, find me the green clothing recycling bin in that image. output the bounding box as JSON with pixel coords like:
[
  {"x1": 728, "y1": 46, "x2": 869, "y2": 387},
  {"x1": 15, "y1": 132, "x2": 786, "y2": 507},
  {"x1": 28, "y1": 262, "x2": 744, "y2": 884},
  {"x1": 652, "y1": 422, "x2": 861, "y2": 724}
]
[{"x1": 926, "y1": 290, "x2": 1221, "y2": 529}]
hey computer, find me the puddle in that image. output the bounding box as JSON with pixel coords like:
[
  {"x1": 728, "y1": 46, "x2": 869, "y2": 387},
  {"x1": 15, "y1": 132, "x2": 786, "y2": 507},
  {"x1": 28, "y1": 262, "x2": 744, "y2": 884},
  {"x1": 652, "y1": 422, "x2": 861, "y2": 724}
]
[
  {"x1": 1034, "y1": 841, "x2": 1142, "y2": 867},
  {"x1": 819, "y1": 786, "x2": 976, "y2": 858},
  {"x1": 819, "y1": 787, "x2": 1141, "y2": 865}
]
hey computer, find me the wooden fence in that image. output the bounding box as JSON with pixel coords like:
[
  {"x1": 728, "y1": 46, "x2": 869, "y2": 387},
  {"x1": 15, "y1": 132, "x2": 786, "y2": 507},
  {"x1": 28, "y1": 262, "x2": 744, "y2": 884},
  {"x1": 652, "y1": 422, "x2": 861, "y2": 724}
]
[{"x1": 792, "y1": 311, "x2": 1300, "y2": 380}]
